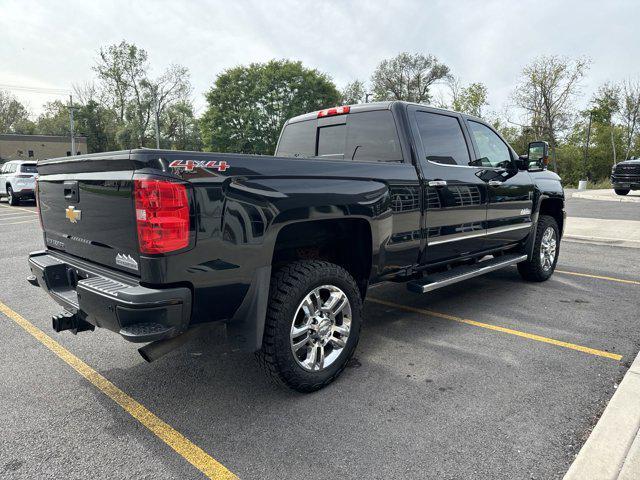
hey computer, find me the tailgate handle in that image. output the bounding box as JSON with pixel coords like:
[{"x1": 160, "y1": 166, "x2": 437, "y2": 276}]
[{"x1": 63, "y1": 181, "x2": 79, "y2": 202}]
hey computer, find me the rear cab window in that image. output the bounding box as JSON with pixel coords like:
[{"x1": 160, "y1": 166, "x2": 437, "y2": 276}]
[
  {"x1": 277, "y1": 109, "x2": 403, "y2": 162},
  {"x1": 317, "y1": 124, "x2": 347, "y2": 159},
  {"x1": 275, "y1": 120, "x2": 315, "y2": 158}
]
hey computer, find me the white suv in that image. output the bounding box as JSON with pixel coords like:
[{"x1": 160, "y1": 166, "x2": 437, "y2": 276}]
[{"x1": 0, "y1": 160, "x2": 38, "y2": 205}]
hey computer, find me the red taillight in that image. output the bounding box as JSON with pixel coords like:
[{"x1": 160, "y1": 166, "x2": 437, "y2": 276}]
[
  {"x1": 317, "y1": 105, "x2": 350, "y2": 118},
  {"x1": 35, "y1": 179, "x2": 43, "y2": 229},
  {"x1": 133, "y1": 178, "x2": 190, "y2": 254}
]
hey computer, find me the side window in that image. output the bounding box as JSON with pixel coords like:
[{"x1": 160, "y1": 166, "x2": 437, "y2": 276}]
[
  {"x1": 415, "y1": 112, "x2": 471, "y2": 166},
  {"x1": 317, "y1": 124, "x2": 346, "y2": 159},
  {"x1": 346, "y1": 111, "x2": 402, "y2": 162},
  {"x1": 468, "y1": 121, "x2": 512, "y2": 168},
  {"x1": 277, "y1": 120, "x2": 316, "y2": 158}
]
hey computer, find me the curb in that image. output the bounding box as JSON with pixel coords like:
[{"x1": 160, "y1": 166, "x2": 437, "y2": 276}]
[
  {"x1": 564, "y1": 235, "x2": 640, "y2": 249},
  {"x1": 564, "y1": 351, "x2": 640, "y2": 479},
  {"x1": 571, "y1": 191, "x2": 640, "y2": 203}
]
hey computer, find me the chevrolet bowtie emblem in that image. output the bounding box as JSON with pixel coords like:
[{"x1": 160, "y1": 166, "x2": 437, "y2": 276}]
[{"x1": 65, "y1": 206, "x2": 82, "y2": 223}]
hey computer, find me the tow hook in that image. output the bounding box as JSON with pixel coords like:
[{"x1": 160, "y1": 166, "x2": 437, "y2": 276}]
[
  {"x1": 52, "y1": 310, "x2": 95, "y2": 334},
  {"x1": 26, "y1": 275, "x2": 39, "y2": 287}
]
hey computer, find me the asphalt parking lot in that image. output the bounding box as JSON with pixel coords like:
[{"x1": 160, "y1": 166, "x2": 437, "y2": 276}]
[{"x1": 1, "y1": 198, "x2": 639, "y2": 479}]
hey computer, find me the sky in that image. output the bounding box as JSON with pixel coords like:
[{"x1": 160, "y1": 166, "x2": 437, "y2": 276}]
[{"x1": 1, "y1": 0, "x2": 639, "y2": 122}]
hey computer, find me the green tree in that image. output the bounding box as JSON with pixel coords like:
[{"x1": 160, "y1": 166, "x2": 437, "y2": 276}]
[
  {"x1": 512, "y1": 55, "x2": 590, "y2": 172},
  {"x1": 200, "y1": 60, "x2": 340, "y2": 154},
  {"x1": 341, "y1": 80, "x2": 367, "y2": 104},
  {"x1": 451, "y1": 80, "x2": 488, "y2": 117},
  {"x1": 94, "y1": 41, "x2": 191, "y2": 148},
  {"x1": 35, "y1": 99, "x2": 119, "y2": 153},
  {"x1": 371, "y1": 52, "x2": 450, "y2": 103},
  {"x1": 619, "y1": 79, "x2": 640, "y2": 159},
  {"x1": 589, "y1": 83, "x2": 621, "y2": 171},
  {"x1": 491, "y1": 116, "x2": 529, "y2": 155},
  {"x1": 75, "y1": 100, "x2": 119, "y2": 153},
  {"x1": 0, "y1": 90, "x2": 35, "y2": 133},
  {"x1": 163, "y1": 101, "x2": 201, "y2": 151},
  {"x1": 36, "y1": 100, "x2": 69, "y2": 136}
]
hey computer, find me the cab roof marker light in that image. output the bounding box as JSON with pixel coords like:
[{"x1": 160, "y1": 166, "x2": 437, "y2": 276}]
[{"x1": 317, "y1": 106, "x2": 351, "y2": 118}]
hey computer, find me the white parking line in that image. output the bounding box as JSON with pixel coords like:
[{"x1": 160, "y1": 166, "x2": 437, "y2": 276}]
[
  {"x1": 0, "y1": 219, "x2": 38, "y2": 226},
  {"x1": 0, "y1": 211, "x2": 32, "y2": 217}
]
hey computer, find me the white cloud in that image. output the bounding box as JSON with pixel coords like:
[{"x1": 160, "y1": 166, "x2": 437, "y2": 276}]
[{"x1": 1, "y1": 0, "x2": 638, "y2": 118}]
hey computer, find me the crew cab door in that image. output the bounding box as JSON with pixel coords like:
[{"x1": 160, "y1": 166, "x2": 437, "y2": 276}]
[
  {"x1": 409, "y1": 106, "x2": 488, "y2": 264},
  {"x1": 465, "y1": 120, "x2": 534, "y2": 249}
]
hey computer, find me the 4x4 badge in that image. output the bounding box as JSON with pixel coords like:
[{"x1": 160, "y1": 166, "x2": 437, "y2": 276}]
[
  {"x1": 65, "y1": 206, "x2": 82, "y2": 223},
  {"x1": 168, "y1": 159, "x2": 229, "y2": 173}
]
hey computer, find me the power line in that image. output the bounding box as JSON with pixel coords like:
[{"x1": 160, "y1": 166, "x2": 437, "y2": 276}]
[{"x1": 0, "y1": 83, "x2": 71, "y2": 95}]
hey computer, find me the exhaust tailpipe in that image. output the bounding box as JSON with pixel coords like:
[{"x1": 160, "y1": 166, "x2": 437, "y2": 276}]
[{"x1": 138, "y1": 325, "x2": 205, "y2": 363}]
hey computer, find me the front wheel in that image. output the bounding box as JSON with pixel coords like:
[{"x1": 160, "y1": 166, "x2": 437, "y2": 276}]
[
  {"x1": 517, "y1": 215, "x2": 559, "y2": 282},
  {"x1": 256, "y1": 260, "x2": 362, "y2": 393},
  {"x1": 615, "y1": 188, "x2": 630, "y2": 196}
]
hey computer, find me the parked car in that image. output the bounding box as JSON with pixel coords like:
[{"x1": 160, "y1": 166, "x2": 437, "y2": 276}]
[
  {"x1": 611, "y1": 158, "x2": 640, "y2": 195},
  {"x1": 27, "y1": 101, "x2": 565, "y2": 392},
  {"x1": 0, "y1": 160, "x2": 38, "y2": 205}
]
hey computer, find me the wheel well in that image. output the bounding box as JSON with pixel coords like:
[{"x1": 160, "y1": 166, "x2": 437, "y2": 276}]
[
  {"x1": 272, "y1": 219, "x2": 372, "y2": 298},
  {"x1": 539, "y1": 198, "x2": 564, "y2": 236}
]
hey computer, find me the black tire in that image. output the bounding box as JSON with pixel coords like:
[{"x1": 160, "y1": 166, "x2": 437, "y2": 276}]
[
  {"x1": 615, "y1": 188, "x2": 630, "y2": 196},
  {"x1": 517, "y1": 215, "x2": 559, "y2": 282},
  {"x1": 256, "y1": 260, "x2": 362, "y2": 393},
  {"x1": 7, "y1": 186, "x2": 19, "y2": 206}
]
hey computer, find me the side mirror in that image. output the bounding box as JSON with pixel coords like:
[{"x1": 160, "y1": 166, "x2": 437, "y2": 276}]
[
  {"x1": 527, "y1": 141, "x2": 549, "y2": 169},
  {"x1": 515, "y1": 156, "x2": 529, "y2": 170}
]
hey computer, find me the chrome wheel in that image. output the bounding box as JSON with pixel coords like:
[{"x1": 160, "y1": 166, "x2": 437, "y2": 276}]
[
  {"x1": 290, "y1": 284, "x2": 352, "y2": 372},
  {"x1": 539, "y1": 226, "x2": 557, "y2": 271}
]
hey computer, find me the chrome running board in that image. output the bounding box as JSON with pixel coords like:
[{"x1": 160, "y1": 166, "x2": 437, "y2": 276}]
[{"x1": 407, "y1": 254, "x2": 528, "y2": 294}]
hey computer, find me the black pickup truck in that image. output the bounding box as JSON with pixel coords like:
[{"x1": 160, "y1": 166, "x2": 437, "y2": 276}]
[
  {"x1": 28, "y1": 101, "x2": 565, "y2": 392},
  {"x1": 611, "y1": 158, "x2": 640, "y2": 195}
]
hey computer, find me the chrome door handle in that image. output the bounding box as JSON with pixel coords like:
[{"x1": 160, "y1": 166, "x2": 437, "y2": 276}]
[
  {"x1": 487, "y1": 180, "x2": 503, "y2": 187},
  {"x1": 428, "y1": 180, "x2": 447, "y2": 187}
]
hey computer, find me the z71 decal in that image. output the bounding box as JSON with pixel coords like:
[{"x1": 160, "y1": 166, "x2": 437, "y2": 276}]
[{"x1": 169, "y1": 159, "x2": 230, "y2": 173}]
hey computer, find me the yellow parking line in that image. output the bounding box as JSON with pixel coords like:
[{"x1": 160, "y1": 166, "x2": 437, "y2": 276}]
[
  {"x1": 367, "y1": 298, "x2": 622, "y2": 361},
  {"x1": 556, "y1": 270, "x2": 640, "y2": 286},
  {"x1": 0, "y1": 301, "x2": 238, "y2": 480}
]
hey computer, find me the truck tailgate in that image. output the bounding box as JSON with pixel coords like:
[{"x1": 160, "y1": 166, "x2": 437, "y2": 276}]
[{"x1": 37, "y1": 154, "x2": 140, "y2": 275}]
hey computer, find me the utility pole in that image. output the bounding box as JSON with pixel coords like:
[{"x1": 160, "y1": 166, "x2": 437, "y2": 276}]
[
  {"x1": 68, "y1": 95, "x2": 76, "y2": 155},
  {"x1": 583, "y1": 110, "x2": 593, "y2": 180},
  {"x1": 154, "y1": 103, "x2": 161, "y2": 149},
  {"x1": 153, "y1": 87, "x2": 161, "y2": 149}
]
